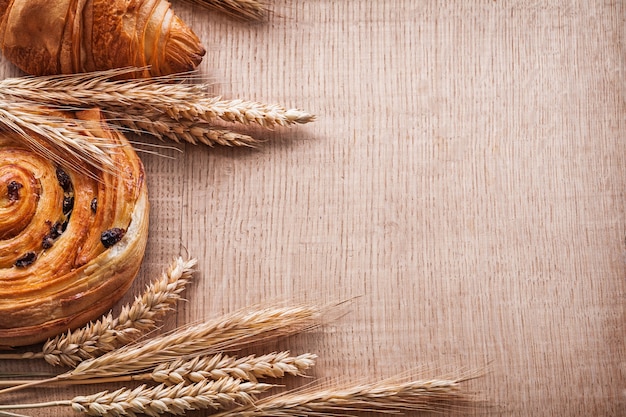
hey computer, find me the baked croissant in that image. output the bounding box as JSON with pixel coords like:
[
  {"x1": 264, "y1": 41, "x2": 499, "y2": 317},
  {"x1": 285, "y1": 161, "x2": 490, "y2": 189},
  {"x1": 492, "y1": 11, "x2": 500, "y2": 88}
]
[
  {"x1": 0, "y1": 0, "x2": 205, "y2": 77},
  {"x1": 0, "y1": 108, "x2": 149, "y2": 347}
]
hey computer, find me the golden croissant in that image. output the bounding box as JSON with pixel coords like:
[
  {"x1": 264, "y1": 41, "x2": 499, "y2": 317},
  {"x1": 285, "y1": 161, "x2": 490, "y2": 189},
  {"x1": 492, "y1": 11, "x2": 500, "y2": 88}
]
[
  {"x1": 0, "y1": 0, "x2": 205, "y2": 77},
  {"x1": 0, "y1": 108, "x2": 149, "y2": 347}
]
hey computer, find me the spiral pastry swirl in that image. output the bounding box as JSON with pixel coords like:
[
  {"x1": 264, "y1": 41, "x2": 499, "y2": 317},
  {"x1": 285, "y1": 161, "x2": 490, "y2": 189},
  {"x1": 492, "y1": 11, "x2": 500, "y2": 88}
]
[{"x1": 0, "y1": 109, "x2": 149, "y2": 348}]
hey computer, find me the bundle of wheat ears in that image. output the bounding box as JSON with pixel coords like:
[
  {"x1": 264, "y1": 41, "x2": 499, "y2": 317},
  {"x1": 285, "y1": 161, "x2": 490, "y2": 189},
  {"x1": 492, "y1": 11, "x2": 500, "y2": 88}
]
[
  {"x1": 0, "y1": 67, "x2": 317, "y2": 176},
  {"x1": 0, "y1": 257, "x2": 479, "y2": 417},
  {"x1": 0, "y1": 0, "x2": 479, "y2": 415}
]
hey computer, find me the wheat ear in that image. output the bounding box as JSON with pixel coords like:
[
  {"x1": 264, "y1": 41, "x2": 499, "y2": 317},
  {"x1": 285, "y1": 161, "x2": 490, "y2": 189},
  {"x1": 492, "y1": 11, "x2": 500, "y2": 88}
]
[
  {"x1": 171, "y1": 98, "x2": 316, "y2": 128},
  {"x1": 64, "y1": 305, "x2": 320, "y2": 381},
  {"x1": 0, "y1": 257, "x2": 196, "y2": 366},
  {"x1": 108, "y1": 111, "x2": 261, "y2": 147},
  {"x1": 0, "y1": 69, "x2": 314, "y2": 173},
  {"x1": 187, "y1": 0, "x2": 269, "y2": 21},
  {"x1": 212, "y1": 375, "x2": 478, "y2": 417},
  {"x1": 0, "y1": 304, "x2": 322, "y2": 396},
  {"x1": 0, "y1": 69, "x2": 316, "y2": 129},
  {"x1": 0, "y1": 352, "x2": 316, "y2": 389},
  {"x1": 41, "y1": 257, "x2": 197, "y2": 367},
  {"x1": 151, "y1": 351, "x2": 318, "y2": 385},
  {"x1": 34, "y1": 352, "x2": 315, "y2": 386},
  {"x1": 0, "y1": 377, "x2": 274, "y2": 417}
]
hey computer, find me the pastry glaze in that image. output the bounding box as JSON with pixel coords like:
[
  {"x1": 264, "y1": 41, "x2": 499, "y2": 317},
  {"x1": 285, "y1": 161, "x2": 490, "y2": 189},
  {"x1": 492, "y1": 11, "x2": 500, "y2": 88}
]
[{"x1": 0, "y1": 108, "x2": 149, "y2": 347}]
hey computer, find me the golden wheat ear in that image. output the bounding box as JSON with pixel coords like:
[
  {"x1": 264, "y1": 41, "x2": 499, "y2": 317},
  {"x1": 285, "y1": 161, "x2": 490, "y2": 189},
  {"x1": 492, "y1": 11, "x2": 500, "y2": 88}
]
[
  {"x1": 40, "y1": 257, "x2": 198, "y2": 367},
  {"x1": 0, "y1": 377, "x2": 275, "y2": 417},
  {"x1": 0, "y1": 257, "x2": 197, "y2": 366},
  {"x1": 150, "y1": 351, "x2": 318, "y2": 384},
  {"x1": 209, "y1": 373, "x2": 480, "y2": 417},
  {"x1": 187, "y1": 0, "x2": 270, "y2": 21}
]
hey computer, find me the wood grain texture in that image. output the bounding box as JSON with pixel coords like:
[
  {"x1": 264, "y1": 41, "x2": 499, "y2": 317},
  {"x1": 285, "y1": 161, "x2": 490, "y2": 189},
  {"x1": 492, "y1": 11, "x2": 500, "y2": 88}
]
[{"x1": 0, "y1": 1, "x2": 624, "y2": 416}]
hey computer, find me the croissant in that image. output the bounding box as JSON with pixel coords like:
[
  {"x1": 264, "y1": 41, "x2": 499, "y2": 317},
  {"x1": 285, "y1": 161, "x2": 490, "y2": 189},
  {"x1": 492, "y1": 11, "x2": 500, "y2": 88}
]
[
  {"x1": 0, "y1": 108, "x2": 149, "y2": 347},
  {"x1": 0, "y1": 0, "x2": 205, "y2": 77}
]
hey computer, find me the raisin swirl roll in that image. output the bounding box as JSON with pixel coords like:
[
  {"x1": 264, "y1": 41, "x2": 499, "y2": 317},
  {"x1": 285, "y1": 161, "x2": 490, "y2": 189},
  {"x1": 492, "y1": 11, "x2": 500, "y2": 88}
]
[{"x1": 0, "y1": 108, "x2": 149, "y2": 347}]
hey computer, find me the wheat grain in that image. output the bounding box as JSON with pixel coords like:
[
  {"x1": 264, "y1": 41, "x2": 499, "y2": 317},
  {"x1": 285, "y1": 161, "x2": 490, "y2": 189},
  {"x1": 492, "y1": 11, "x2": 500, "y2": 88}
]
[
  {"x1": 212, "y1": 375, "x2": 478, "y2": 417},
  {"x1": 151, "y1": 351, "x2": 317, "y2": 385},
  {"x1": 38, "y1": 257, "x2": 197, "y2": 367},
  {"x1": 0, "y1": 377, "x2": 274, "y2": 417}
]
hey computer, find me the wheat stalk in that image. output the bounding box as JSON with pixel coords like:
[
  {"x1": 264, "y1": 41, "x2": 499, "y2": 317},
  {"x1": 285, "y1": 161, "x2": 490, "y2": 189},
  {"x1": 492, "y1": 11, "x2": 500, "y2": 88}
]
[
  {"x1": 186, "y1": 0, "x2": 269, "y2": 21},
  {"x1": 212, "y1": 375, "x2": 479, "y2": 417},
  {"x1": 0, "y1": 377, "x2": 274, "y2": 417},
  {"x1": 0, "y1": 411, "x2": 30, "y2": 417},
  {"x1": 151, "y1": 351, "x2": 317, "y2": 384}
]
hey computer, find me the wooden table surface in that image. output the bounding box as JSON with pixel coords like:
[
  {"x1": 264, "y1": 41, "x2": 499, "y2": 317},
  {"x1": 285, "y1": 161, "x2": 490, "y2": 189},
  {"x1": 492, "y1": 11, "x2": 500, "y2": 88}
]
[{"x1": 1, "y1": 1, "x2": 624, "y2": 416}]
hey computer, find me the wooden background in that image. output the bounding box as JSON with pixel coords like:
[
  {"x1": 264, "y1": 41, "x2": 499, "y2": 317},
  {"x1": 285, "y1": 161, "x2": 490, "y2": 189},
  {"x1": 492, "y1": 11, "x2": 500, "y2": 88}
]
[{"x1": 1, "y1": 1, "x2": 625, "y2": 416}]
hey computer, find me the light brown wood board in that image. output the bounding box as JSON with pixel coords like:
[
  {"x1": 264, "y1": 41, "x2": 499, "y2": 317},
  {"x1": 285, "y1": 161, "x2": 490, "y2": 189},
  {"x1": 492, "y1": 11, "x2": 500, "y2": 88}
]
[{"x1": 0, "y1": 1, "x2": 624, "y2": 416}]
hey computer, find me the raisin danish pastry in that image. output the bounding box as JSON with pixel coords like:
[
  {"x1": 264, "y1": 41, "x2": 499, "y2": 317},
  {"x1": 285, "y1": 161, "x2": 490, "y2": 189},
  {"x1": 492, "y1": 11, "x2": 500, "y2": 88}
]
[{"x1": 0, "y1": 108, "x2": 149, "y2": 347}]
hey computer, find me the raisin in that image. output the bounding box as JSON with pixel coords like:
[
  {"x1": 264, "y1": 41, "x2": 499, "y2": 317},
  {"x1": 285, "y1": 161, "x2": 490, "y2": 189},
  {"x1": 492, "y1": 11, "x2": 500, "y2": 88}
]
[
  {"x1": 7, "y1": 181, "x2": 22, "y2": 202},
  {"x1": 15, "y1": 252, "x2": 37, "y2": 268},
  {"x1": 91, "y1": 198, "x2": 98, "y2": 213},
  {"x1": 56, "y1": 167, "x2": 72, "y2": 192},
  {"x1": 63, "y1": 195, "x2": 74, "y2": 215},
  {"x1": 42, "y1": 221, "x2": 63, "y2": 249},
  {"x1": 50, "y1": 221, "x2": 63, "y2": 238},
  {"x1": 101, "y1": 228, "x2": 126, "y2": 248},
  {"x1": 42, "y1": 236, "x2": 54, "y2": 249}
]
